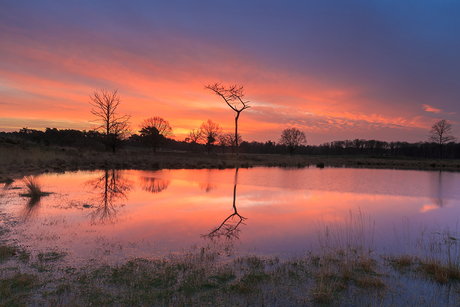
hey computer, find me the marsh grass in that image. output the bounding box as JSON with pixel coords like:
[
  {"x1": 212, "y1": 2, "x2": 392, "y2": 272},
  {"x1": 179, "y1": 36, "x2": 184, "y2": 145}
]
[
  {"x1": 387, "y1": 219, "x2": 460, "y2": 285},
  {"x1": 20, "y1": 176, "x2": 50, "y2": 198},
  {"x1": 0, "y1": 245, "x2": 17, "y2": 261},
  {"x1": 37, "y1": 250, "x2": 67, "y2": 262},
  {"x1": 2, "y1": 141, "x2": 460, "y2": 184},
  {"x1": 0, "y1": 272, "x2": 38, "y2": 305},
  {"x1": 1, "y1": 209, "x2": 459, "y2": 305}
]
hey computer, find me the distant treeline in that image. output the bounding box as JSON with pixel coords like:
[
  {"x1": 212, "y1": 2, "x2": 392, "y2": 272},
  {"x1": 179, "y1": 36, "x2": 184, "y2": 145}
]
[{"x1": 1, "y1": 128, "x2": 459, "y2": 159}]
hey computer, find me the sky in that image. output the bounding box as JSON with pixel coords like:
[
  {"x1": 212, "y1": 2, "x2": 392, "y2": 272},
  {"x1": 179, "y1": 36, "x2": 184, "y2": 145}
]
[{"x1": 1, "y1": 0, "x2": 460, "y2": 145}]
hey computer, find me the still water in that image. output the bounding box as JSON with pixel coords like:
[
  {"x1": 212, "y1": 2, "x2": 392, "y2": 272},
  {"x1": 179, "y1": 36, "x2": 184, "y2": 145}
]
[{"x1": 1, "y1": 167, "x2": 459, "y2": 265}]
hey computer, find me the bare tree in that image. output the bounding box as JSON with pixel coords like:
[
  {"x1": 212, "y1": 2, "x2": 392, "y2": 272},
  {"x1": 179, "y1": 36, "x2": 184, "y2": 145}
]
[
  {"x1": 218, "y1": 133, "x2": 230, "y2": 154},
  {"x1": 89, "y1": 89, "x2": 131, "y2": 153},
  {"x1": 205, "y1": 82, "x2": 250, "y2": 155},
  {"x1": 199, "y1": 119, "x2": 222, "y2": 154},
  {"x1": 429, "y1": 119, "x2": 457, "y2": 158},
  {"x1": 186, "y1": 128, "x2": 202, "y2": 151},
  {"x1": 139, "y1": 117, "x2": 173, "y2": 152},
  {"x1": 279, "y1": 128, "x2": 307, "y2": 156},
  {"x1": 221, "y1": 132, "x2": 242, "y2": 154}
]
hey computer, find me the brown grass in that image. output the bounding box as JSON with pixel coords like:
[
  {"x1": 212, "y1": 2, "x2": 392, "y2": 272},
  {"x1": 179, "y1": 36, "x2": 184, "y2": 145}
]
[
  {"x1": 21, "y1": 176, "x2": 49, "y2": 197},
  {"x1": 355, "y1": 275, "x2": 385, "y2": 289},
  {"x1": 310, "y1": 277, "x2": 336, "y2": 304},
  {"x1": 421, "y1": 258, "x2": 460, "y2": 283},
  {"x1": 2, "y1": 142, "x2": 460, "y2": 181}
]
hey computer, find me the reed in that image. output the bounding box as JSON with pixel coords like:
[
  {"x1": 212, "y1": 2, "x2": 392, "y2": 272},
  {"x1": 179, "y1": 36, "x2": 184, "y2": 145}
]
[
  {"x1": 21, "y1": 176, "x2": 49, "y2": 197},
  {"x1": 388, "y1": 219, "x2": 460, "y2": 283}
]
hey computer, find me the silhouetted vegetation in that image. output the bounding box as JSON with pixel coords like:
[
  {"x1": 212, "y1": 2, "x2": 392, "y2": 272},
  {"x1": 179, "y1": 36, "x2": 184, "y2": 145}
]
[
  {"x1": 198, "y1": 119, "x2": 222, "y2": 154},
  {"x1": 139, "y1": 117, "x2": 173, "y2": 153},
  {"x1": 2, "y1": 127, "x2": 460, "y2": 160},
  {"x1": 89, "y1": 89, "x2": 131, "y2": 153},
  {"x1": 429, "y1": 119, "x2": 457, "y2": 159},
  {"x1": 279, "y1": 127, "x2": 307, "y2": 155},
  {"x1": 205, "y1": 82, "x2": 250, "y2": 156}
]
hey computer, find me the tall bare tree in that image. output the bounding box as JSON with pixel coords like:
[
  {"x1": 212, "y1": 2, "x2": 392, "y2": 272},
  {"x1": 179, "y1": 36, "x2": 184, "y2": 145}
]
[
  {"x1": 205, "y1": 82, "x2": 250, "y2": 155},
  {"x1": 139, "y1": 117, "x2": 173, "y2": 152},
  {"x1": 429, "y1": 119, "x2": 457, "y2": 158},
  {"x1": 89, "y1": 89, "x2": 131, "y2": 153},
  {"x1": 279, "y1": 128, "x2": 307, "y2": 156}
]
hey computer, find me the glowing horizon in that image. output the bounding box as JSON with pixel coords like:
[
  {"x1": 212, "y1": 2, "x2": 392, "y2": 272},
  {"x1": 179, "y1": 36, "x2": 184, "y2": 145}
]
[{"x1": 1, "y1": 1, "x2": 459, "y2": 145}]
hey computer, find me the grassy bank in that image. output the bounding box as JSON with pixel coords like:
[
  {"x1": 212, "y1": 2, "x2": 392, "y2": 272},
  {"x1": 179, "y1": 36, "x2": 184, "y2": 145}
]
[
  {"x1": 1, "y1": 221, "x2": 459, "y2": 306},
  {"x1": 1, "y1": 141, "x2": 460, "y2": 182}
]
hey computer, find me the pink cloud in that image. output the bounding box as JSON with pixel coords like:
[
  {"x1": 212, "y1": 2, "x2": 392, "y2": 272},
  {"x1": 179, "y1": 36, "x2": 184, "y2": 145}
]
[{"x1": 422, "y1": 104, "x2": 441, "y2": 113}]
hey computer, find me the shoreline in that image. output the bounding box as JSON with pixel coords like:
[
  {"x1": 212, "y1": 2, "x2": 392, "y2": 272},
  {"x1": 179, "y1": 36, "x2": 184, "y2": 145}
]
[{"x1": 2, "y1": 145, "x2": 460, "y2": 182}]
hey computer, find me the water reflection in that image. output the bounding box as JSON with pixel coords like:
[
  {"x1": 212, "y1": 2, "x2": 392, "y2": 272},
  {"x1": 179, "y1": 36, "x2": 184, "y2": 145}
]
[
  {"x1": 3, "y1": 167, "x2": 460, "y2": 263},
  {"x1": 203, "y1": 168, "x2": 246, "y2": 241},
  {"x1": 139, "y1": 177, "x2": 170, "y2": 194},
  {"x1": 430, "y1": 171, "x2": 455, "y2": 208},
  {"x1": 21, "y1": 196, "x2": 42, "y2": 219},
  {"x1": 198, "y1": 182, "x2": 217, "y2": 193},
  {"x1": 85, "y1": 169, "x2": 132, "y2": 224}
]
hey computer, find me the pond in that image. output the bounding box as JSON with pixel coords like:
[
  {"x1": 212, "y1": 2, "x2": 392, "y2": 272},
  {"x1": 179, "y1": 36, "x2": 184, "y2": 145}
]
[{"x1": 1, "y1": 167, "x2": 460, "y2": 267}]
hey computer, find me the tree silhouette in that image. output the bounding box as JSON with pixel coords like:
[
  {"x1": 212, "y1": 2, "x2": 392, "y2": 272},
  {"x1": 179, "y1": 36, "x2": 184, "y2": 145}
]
[
  {"x1": 89, "y1": 89, "x2": 131, "y2": 153},
  {"x1": 199, "y1": 119, "x2": 222, "y2": 154},
  {"x1": 279, "y1": 128, "x2": 307, "y2": 155},
  {"x1": 429, "y1": 119, "x2": 456, "y2": 158},
  {"x1": 205, "y1": 82, "x2": 250, "y2": 155},
  {"x1": 186, "y1": 128, "x2": 202, "y2": 151},
  {"x1": 139, "y1": 117, "x2": 173, "y2": 152}
]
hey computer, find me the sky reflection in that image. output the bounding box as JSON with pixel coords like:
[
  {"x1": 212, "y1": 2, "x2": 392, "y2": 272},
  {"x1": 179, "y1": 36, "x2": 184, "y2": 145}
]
[{"x1": 1, "y1": 167, "x2": 459, "y2": 264}]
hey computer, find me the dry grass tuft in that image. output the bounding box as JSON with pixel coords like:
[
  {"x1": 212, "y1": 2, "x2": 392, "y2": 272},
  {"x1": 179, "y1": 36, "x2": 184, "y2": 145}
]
[
  {"x1": 310, "y1": 277, "x2": 335, "y2": 304},
  {"x1": 0, "y1": 245, "x2": 17, "y2": 261},
  {"x1": 355, "y1": 275, "x2": 385, "y2": 289},
  {"x1": 396, "y1": 254, "x2": 413, "y2": 267},
  {"x1": 421, "y1": 258, "x2": 460, "y2": 283},
  {"x1": 21, "y1": 176, "x2": 50, "y2": 197}
]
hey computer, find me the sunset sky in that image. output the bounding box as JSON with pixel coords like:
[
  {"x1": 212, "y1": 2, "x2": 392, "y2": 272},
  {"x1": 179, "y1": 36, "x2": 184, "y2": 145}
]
[{"x1": 1, "y1": 0, "x2": 459, "y2": 145}]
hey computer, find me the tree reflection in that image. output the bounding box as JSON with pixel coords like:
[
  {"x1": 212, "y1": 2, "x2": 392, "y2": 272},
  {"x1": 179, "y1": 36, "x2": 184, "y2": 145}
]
[
  {"x1": 86, "y1": 169, "x2": 132, "y2": 224},
  {"x1": 139, "y1": 177, "x2": 170, "y2": 194},
  {"x1": 430, "y1": 170, "x2": 452, "y2": 208},
  {"x1": 198, "y1": 182, "x2": 217, "y2": 193},
  {"x1": 202, "y1": 168, "x2": 246, "y2": 241}
]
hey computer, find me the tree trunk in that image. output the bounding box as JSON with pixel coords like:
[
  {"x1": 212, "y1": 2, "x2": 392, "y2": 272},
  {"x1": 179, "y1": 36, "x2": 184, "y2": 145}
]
[{"x1": 235, "y1": 112, "x2": 240, "y2": 156}]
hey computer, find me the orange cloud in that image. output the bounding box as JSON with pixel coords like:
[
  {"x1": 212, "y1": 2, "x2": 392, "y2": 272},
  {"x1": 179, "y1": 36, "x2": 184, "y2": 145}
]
[
  {"x1": 422, "y1": 104, "x2": 441, "y2": 113},
  {"x1": 0, "y1": 25, "x2": 442, "y2": 144}
]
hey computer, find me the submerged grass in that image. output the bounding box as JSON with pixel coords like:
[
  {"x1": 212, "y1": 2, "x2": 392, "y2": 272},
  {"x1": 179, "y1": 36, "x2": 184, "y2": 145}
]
[
  {"x1": 0, "y1": 245, "x2": 17, "y2": 262},
  {"x1": 387, "y1": 218, "x2": 460, "y2": 285},
  {"x1": 0, "y1": 209, "x2": 459, "y2": 306}
]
